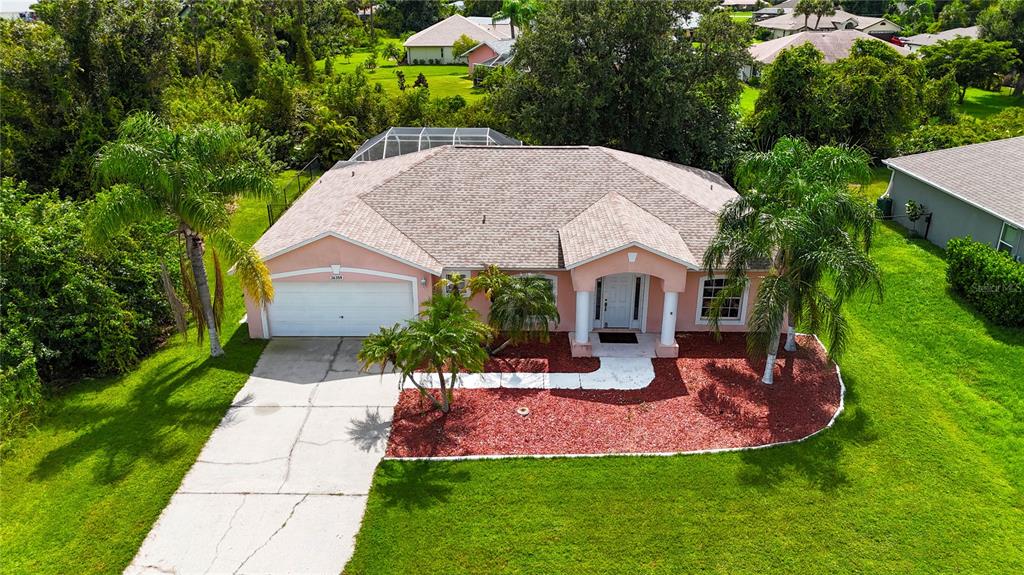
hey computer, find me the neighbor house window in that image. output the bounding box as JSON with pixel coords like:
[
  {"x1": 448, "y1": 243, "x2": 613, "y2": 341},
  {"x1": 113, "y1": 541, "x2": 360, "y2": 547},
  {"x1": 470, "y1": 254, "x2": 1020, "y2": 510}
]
[
  {"x1": 998, "y1": 222, "x2": 1020, "y2": 256},
  {"x1": 698, "y1": 277, "x2": 743, "y2": 322},
  {"x1": 443, "y1": 270, "x2": 471, "y2": 296}
]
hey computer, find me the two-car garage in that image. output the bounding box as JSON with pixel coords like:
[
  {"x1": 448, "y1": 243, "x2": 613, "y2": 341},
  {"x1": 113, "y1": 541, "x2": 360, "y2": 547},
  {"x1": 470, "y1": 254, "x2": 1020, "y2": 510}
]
[{"x1": 265, "y1": 280, "x2": 416, "y2": 337}]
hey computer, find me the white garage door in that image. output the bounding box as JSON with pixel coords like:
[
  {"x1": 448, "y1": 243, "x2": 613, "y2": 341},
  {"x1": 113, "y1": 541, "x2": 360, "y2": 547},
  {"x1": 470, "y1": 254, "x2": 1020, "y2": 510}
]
[{"x1": 267, "y1": 281, "x2": 415, "y2": 336}]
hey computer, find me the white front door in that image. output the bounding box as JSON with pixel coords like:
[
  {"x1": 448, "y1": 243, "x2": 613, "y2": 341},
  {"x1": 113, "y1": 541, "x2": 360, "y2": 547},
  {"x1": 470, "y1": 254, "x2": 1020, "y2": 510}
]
[
  {"x1": 601, "y1": 273, "x2": 635, "y2": 328},
  {"x1": 267, "y1": 281, "x2": 415, "y2": 336}
]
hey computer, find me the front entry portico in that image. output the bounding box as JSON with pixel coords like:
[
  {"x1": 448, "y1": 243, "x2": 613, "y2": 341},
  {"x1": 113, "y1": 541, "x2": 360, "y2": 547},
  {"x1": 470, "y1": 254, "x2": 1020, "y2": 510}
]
[{"x1": 595, "y1": 273, "x2": 645, "y2": 329}]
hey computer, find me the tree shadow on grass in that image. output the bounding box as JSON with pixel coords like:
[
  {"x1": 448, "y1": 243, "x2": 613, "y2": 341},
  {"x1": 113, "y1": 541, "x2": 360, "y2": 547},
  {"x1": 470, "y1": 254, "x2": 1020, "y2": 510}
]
[
  {"x1": 736, "y1": 375, "x2": 878, "y2": 493},
  {"x1": 372, "y1": 460, "x2": 471, "y2": 511},
  {"x1": 29, "y1": 328, "x2": 263, "y2": 485}
]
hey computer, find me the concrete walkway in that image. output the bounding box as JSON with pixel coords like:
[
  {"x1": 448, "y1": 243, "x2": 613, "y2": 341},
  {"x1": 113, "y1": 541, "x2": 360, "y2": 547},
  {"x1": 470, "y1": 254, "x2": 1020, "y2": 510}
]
[
  {"x1": 416, "y1": 356, "x2": 656, "y2": 390},
  {"x1": 126, "y1": 337, "x2": 399, "y2": 575}
]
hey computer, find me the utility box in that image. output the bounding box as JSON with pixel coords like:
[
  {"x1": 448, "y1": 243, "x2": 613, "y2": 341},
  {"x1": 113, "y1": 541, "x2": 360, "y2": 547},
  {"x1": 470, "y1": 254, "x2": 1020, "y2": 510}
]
[{"x1": 876, "y1": 196, "x2": 893, "y2": 218}]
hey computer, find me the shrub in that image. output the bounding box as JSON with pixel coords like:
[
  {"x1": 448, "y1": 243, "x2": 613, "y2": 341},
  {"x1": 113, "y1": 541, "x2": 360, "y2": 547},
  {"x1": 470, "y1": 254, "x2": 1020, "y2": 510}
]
[
  {"x1": 0, "y1": 179, "x2": 177, "y2": 432},
  {"x1": 946, "y1": 237, "x2": 1024, "y2": 326}
]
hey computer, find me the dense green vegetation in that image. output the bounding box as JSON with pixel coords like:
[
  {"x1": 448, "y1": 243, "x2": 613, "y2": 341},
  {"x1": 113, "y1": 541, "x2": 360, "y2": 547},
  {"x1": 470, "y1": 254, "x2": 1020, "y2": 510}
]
[
  {"x1": 946, "y1": 237, "x2": 1024, "y2": 326},
  {"x1": 0, "y1": 190, "x2": 273, "y2": 575},
  {"x1": 347, "y1": 193, "x2": 1024, "y2": 575}
]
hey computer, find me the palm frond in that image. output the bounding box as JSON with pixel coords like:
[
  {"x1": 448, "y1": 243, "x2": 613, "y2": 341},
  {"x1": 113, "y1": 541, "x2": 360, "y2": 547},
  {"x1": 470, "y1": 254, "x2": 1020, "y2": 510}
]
[
  {"x1": 212, "y1": 249, "x2": 225, "y2": 335},
  {"x1": 208, "y1": 230, "x2": 274, "y2": 306},
  {"x1": 160, "y1": 262, "x2": 188, "y2": 340},
  {"x1": 85, "y1": 184, "x2": 162, "y2": 246},
  {"x1": 746, "y1": 273, "x2": 789, "y2": 357},
  {"x1": 179, "y1": 253, "x2": 206, "y2": 343}
]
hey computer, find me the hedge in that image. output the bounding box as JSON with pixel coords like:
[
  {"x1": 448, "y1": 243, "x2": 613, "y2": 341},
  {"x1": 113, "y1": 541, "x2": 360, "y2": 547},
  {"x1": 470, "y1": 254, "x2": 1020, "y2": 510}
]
[{"x1": 946, "y1": 237, "x2": 1024, "y2": 327}]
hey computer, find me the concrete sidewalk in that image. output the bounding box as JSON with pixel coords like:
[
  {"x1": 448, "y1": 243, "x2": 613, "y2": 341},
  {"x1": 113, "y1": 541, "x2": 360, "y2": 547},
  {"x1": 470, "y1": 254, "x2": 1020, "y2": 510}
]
[
  {"x1": 126, "y1": 337, "x2": 399, "y2": 575},
  {"x1": 415, "y1": 356, "x2": 656, "y2": 390}
]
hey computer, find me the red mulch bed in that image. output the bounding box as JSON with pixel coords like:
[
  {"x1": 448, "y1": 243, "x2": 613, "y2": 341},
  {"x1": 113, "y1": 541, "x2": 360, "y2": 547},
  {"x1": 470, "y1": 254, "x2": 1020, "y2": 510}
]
[
  {"x1": 387, "y1": 333, "x2": 842, "y2": 457},
  {"x1": 482, "y1": 332, "x2": 600, "y2": 373}
]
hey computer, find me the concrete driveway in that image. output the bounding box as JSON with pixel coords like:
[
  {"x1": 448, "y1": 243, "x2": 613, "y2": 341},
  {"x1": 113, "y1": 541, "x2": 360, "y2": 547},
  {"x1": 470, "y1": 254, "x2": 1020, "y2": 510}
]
[{"x1": 126, "y1": 337, "x2": 399, "y2": 575}]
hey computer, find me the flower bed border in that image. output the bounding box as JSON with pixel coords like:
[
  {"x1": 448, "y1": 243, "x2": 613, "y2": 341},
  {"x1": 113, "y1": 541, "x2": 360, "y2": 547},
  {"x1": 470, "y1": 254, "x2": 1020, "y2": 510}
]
[{"x1": 385, "y1": 334, "x2": 846, "y2": 461}]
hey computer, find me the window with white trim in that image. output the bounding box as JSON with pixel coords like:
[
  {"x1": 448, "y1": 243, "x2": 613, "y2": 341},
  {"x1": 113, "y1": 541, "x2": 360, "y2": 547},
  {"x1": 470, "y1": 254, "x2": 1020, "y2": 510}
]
[
  {"x1": 998, "y1": 222, "x2": 1020, "y2": 256},
  {"x1": 443, "y1": 270, "x2": 471, "y2": 296},
  {"x1": 699, "y1": 277, "x2": 742, "y2": 321}
]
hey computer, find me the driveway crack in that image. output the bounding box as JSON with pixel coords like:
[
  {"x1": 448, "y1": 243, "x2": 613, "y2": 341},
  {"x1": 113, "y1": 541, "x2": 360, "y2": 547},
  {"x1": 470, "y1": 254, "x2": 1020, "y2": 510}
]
[
  {"x1": 203, "y1": 494, "x2": 247, "y2": 574},
  {"x1": 232, "y1": 494, "x2": 309, "y2": 574}
]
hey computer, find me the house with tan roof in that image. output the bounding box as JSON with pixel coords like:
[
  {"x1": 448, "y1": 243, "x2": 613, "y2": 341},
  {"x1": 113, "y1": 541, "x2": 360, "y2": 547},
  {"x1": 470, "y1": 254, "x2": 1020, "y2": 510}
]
[
  {"x1": 755, "y1": 9, "x2": 901, "y2": 40},
  {"x1": 741, "y1": 29, "x2": 909, "y2": 80},
  {"x1": 245, "y1": 146, "x2": 769, "y2": 358},
  {"x1": 403, "y1": 14, "x2": 515, "y2": 65},
  {"x1": 902, "y1": 25, "x2": 979, "y2": 53}
]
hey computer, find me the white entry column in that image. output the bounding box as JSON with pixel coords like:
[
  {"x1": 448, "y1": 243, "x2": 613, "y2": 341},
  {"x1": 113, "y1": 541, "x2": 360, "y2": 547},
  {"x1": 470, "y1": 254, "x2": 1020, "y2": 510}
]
[
  {"x1": 575, "y1": 290, "x2": 592, "y2": 344},
  {"x1": 660, "y1": 291, "x2": 679, "y2": 346}
]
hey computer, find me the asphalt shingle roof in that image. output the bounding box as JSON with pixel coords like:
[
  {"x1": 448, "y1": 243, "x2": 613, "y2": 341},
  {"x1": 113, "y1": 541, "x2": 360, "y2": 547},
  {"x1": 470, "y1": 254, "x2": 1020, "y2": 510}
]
[
  {"x1": 749, "y1": 30, "x2": 908, "y2": 65},
  {"x1": 884, "y1": 136, "x2": 1024, "y2": 228},
  {"x1": 254, "y1": 146, "x2": 738, "y2": 273},
  {"x1": 403, "y1": 14, "x2": 511, "y2": 48}
]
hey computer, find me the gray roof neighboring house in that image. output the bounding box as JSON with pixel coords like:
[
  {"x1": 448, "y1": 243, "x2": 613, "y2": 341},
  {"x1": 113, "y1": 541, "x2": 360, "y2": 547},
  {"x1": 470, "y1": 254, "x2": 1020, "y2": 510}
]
[
  {"x1": 254, "y1": 146, "x2": 736, "y2": 272},
  {"x1": 459, "y1": 38, "x2": 515, "y2": 58},
  {"x1": 749, "y1": 30, "x2": 909, "y2": 65},
  {"x1": 755, "y1": 9, "x2": 899, "y2": 33},
  {"x1": 902, "y1": 26, "x2": 979, "y2": 49},
  {"x1": 884, "y1": 136, "x2": 1024, "y2": 228}
]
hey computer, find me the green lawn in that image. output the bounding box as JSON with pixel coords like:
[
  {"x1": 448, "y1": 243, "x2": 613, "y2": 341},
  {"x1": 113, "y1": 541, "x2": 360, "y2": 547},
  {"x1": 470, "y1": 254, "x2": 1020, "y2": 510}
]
[
  {"x1": 320, "y1": 41, "x2": 485, "y2": 102},
  {"x1": 740, "y1": 84, "x2": 760, "y2": 116},
  {"x1": 956, "y1": 86, "x2": 1024, "y2": 120},
  {"x1": 345, "y1": 176, "x2": 1024, "y2": 573},
  {"x1": 0, "y1": 171, "x2": 308, "y2": 575}
]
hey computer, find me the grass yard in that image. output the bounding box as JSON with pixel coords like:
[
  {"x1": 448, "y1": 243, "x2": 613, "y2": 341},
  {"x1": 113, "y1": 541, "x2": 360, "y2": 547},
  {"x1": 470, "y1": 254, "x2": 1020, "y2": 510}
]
[
  {"x1": 956, "y1": 86, "x2": 1024, "y2": 120},
  {"x1": 345, "y1": 174, "x2": 1024, "y2": 573},
  {"x1": 320, "y1": 41, "x2": 485, "y2": 102},
  {"x1": 739, "y1": 83, "x2": 760, "y2": 115},
  {"x1": 0, "y1": 171, "x2": 308, "y2": 575}
]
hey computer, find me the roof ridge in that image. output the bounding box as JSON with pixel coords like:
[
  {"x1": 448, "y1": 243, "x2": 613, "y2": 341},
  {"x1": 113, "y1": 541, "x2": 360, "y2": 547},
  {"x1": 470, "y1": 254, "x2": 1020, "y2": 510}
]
[
  {"x1": 885, "y1": 135, "x2": 1024, "y2": 163},
  {"x1": 611, "y1": 192, "x2": 693, "y2": 257},
  {"x1": 594, "y1": 147, "x2": 721, "y2": 219}
]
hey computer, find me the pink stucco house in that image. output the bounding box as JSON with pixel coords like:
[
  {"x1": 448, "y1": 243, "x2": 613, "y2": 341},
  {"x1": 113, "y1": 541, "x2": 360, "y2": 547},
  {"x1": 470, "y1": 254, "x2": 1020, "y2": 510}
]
[
  {"x1": 246, "y1": 145, "x2": 766, "y2": 358},
  {"x1": 461, "y1": 39, "x2": 514, "y2": 73}
]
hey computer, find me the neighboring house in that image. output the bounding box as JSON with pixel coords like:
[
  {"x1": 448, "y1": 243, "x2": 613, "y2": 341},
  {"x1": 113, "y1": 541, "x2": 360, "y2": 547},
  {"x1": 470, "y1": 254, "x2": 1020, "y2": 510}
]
[
  {"x1": 901, "y1": 25, "x2": 980, "y2": 53},
  {"x1": 247, "y1": 145, "x2": 768, "y2": 358},
  {"x1": 403, "y1": 14, "x2": 515, "y2": 64},
  {"x1": 753, "y1": 0, "x2": 797, "y2": 22},
  {"x1": 882, "y1": 137, "x2": 1024, "y2": 260},
  {"x1": 741, "y1": 29, "x2": 909, "y2": 80},
  {"x1": 460, "y1": 38, "x2": 515, "y2": 73},
  {"x1": 349, "y1": 127, "x2": 521, "y2": 161},
  {"x1": 755, "y1": 9, "x2": 901, "y2": 39}
]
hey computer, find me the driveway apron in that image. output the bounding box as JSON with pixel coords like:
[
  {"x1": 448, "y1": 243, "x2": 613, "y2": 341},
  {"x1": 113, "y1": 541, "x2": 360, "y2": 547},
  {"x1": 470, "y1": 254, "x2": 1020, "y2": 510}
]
[{"x1": 126, "y1": 337, "x2": 399, "y2": 575}]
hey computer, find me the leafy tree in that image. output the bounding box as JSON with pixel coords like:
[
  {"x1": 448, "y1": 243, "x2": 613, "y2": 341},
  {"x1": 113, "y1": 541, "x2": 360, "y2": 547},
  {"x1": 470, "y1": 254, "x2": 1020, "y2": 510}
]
[
  {"x1": 300, "y1": 106, "x2": 362, "y2": 162},
  {"x1": 920, "y1": 37, "x2": 1019, "y2": 103},
  {"x1": 938, "y1": 0, "x2": 971, "y2": 29},
  {"x1": 358, "y1": 292, "x2": 492, "y2": 413},
  {"x1": 161, "y1": 77, "x2": 255, "y2": 128},
  {"x1": 752, "y1": 43, "x2": 830, "y2": 145},
  {"x1": 376, "y1": 0, "x2": 444, "y2": 36},
  {"x1": 414, "y1": 72, "x2": 430, "y2": 88},
  {"x1": 840, "y1": 0, "x2": 890, "y2": 16},
  {"x1": 452, "y1": 33, "x2": 480, "y2": 60},
  {"x1": 87, "y1": 113, "x2": 276, "y2": 358},
  {"x1": 492, "y1": 1, "x2": 750, "y2": 171},
  {"x1": 465, "y1": 0, "x2": 504, "y2": 17},
  {"x1": 898, "y1": 107, "x2": 1024, "y2": 154},
  {"x1": 223, "y1": 23, "x2": 263, "y2": 99},
  {"x1": 324, "y1": 53, "x2": 335, "y2": 76},
  {"x1": 702, "y1": 139, "x2": 880, "y2": 384},
  {"x1": 978, "y1": 0, "x2": 1024, "y2": 95},
  {"x1": 180, "y1": 0, "x2": 226, "y2": 75},
  {"x1": 292, "y1": 1, "x2": 316, "y2": 82},
  {"x1": 381, "y1": 41, "x2": 403, "y2": 64},
  {"x1": 340, "y1": 43, "x2": 355, "y2": 62},
  {"x1": 493, "y1": 0, "x2": 538, "y2": 39},
  {"x1": 467, "y1": 268, "x2": 560, "y2": 354},
  {"x1": 396, "y1": 69, "x2": 407, "y2": 90},
  {"x1": 922, "y1": 72, "x2": 960, "y2": 123}
]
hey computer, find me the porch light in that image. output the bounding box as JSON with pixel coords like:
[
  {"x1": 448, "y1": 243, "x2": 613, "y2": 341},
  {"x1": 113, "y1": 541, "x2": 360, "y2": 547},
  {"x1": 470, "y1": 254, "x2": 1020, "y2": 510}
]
[{"x1": 627, "y1": 252, "x2": 638, "y2": 263}]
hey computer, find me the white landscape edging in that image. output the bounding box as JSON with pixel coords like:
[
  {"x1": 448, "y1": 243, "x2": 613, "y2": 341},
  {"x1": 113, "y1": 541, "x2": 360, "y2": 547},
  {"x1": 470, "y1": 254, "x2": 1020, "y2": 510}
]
[{"x1": 386, "y1": 334, "x2": 846, "y2": 462}]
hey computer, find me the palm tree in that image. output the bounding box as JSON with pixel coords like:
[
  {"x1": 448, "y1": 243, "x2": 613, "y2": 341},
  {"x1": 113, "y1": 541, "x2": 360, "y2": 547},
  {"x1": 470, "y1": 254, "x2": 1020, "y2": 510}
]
[
  {"x1": 493, "y1": 0, "x2": 537, "y2": 39},
  {"x1": 702, "y1": 138, "x2": 882, "y2": 384},
  {"x1": 812, "y1": 0, "x2": 837, "y2": 29},
  {"x1": 87, "y1": 112, "x2": 275, "y2": 358},
  {"x1": 795, "y1": 0, "x2": 815, "y2": 28},
  {"x1": 470, "y1": 270, "x2": 559, "y2": 354},
  {"x1": 359, "y1": 292, "x2": 492, "y2": 413}
]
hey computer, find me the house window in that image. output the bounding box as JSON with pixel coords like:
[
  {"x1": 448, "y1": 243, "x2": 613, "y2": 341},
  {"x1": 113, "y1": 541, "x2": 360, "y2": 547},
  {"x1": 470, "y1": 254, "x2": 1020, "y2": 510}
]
[
  {"x1": 443, "y1": 270, "x2": 471, "y2": 296},
  {"x1": 594, "y1": 278, "x2": 603, "y2": 319},
  {"x1": 698, "y1": 277, "x2": 744, "y2": 322},
  {"x1": 633, "y1": 276, "x2": 642, "y2": 321},
  {"x1": 998, "y1": 222, "x2": 1020, "y2": 256}
]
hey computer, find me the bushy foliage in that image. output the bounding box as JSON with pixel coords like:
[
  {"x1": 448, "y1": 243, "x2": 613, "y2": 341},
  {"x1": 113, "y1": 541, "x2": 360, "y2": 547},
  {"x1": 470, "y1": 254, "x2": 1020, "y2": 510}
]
[
  {"x1": 0, "y1": 179, "x2": 177, "y2": 431},
  {"x1": 452, "y1": 34, "x2": 480, "y2": 61},
  {"x1": 492, "y1": 1, "x2": 751, "y2": 172},
  {"x1": 919, "y1": 38, "x2": 1019, "y2": 103},
  {"x1": 946, "y1": 237, "x2": 1024, "y2": 327},
  {"x1": 898, "y1": 108, "x2": 1024, "y2": 154}
]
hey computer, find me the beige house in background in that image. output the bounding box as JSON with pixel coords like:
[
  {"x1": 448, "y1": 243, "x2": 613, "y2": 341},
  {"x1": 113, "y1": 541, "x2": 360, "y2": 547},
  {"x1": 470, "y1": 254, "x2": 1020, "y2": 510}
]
[
  {"x1": 755, "y1": 9, "x2": 901, "y2": 39},
  {"x1": 741, "y1": 29, "x2": 909, "y2": 80},
  {"x1": 404, "y1": 14, "x2": 515, "y2": 65}
]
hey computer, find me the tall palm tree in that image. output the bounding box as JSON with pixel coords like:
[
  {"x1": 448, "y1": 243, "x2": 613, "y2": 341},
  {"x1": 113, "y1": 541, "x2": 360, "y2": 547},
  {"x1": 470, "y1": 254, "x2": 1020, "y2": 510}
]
[
  {"x1": 87, "y1": 112, "x2": 275, "y2": 357},
  {"x1": 493, "y1": 0, "x2": 537, "y2": 39},
  {"x1": 471, "y1": 270, "x2": 559, "y2": 354},
  {"x1": 702, "y1": 138, "x2": 882, "y2": 384},
  {"x1": 359, "y1": 292, "x2": 492, "y2": 413}
]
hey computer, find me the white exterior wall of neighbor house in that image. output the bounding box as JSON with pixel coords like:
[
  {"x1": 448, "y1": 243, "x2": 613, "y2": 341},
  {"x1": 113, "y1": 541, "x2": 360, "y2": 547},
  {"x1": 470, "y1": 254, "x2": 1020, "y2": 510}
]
[
  {"x1": 884, "y1": 170, "x2": 1021, "y2": 259},
  {"x1": 407, "y1": 46, "x2": 456, "y2": 64}
]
